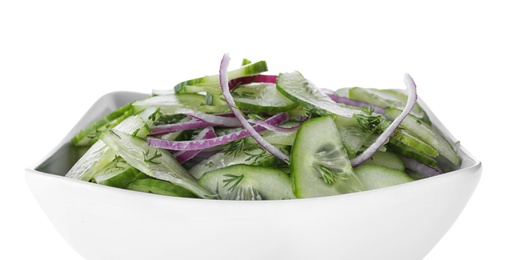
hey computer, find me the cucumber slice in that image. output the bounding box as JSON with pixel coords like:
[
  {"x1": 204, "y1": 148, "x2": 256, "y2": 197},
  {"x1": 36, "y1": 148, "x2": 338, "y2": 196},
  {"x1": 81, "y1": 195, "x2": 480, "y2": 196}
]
[
  {"x1": 379, "y1": 120, "x2": 439, "y2": 158},
  {"x1": 66, "y1": 107, "x2": 160, "y2": 181},
  {"x1": 333, "y1": 113, "x2": 372, "y2": 156},
  {"x1": 359, "y1": 151, "x2": 405, "y2": 172},
  {"x1": 198, "y1": 164, "x2": 295, "y2": 200},
  {"x1": 276, "y1": 72, "x2": 360, "y2": 118},
  {"x1": 127, "y1": 178, "x2": 198, "y2": 198},
  {"x1": 189, "y1": 144, "x2": 276, "y2": 179},
  {"x1": 100, "y1": 129, "x2": 212, "y2": 198},
  {"x1": 232, "y1": 83, "x2": 297, "y2": 113},
  {"x1": 93, "y1": 156, "x2": 145, "y2": 188},
  {"x1": 385, "y1": 108, "x2": 460, "y2": 166},
  {"x1": 261, "y1": 128, "x2": 298, "y2": 146},
  {"x1": 354, "y1": 164, "x2": 414, "y2": 190},
  {"x1": 349, "y1": 87, "x2": 429, "y2": 122},
  {"x1": 291, "y1": 116, "x2": 365, "y2": 198},
  {"x1": 174, "y1": 61, "x2": 268, "y2": 94},
  {"x1": 71, "y1": 102, "x2": 134, "y2": 146},
  {"x1": 386, "y1": 141, "x2": 438, "y2": 167}
]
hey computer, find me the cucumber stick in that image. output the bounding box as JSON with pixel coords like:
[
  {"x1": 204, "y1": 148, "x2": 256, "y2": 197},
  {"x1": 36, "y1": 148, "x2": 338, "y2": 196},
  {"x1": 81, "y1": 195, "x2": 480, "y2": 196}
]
[
  {"x1": 66, "y1": 107, "x2": 159, "y2": 181},
  {"x1": 101, "y1": 129, "x2": 212, "y2": 198},
  {"x1": 198, "y1": 164, "x2": 295, "y2": 200},
  {"x1": 291, "y1": 116, "x2": 365, "y2": 198}
]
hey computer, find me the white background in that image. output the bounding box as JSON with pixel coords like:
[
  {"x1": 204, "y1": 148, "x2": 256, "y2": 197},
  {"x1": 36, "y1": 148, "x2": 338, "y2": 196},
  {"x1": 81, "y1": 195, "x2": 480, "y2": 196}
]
[{"x1": 1, "y1": 0, "x2": 505, "y2": 259}]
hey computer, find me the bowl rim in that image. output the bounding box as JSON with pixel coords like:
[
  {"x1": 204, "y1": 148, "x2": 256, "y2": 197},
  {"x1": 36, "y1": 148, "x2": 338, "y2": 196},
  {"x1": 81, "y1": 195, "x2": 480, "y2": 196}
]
[{"x1": 25, "y1": 90, "x2": 482, "y2": 205}]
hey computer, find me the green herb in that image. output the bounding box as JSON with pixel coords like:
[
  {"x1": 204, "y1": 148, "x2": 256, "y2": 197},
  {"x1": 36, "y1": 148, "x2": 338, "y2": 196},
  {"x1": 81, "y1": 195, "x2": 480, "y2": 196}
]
[
  {"x1": 143, "y1": 150, "x2": 162, "y2": 165},
  {"x1": 222, "y1": 174, "x2": 244, "y2": 192},
  {"x1": 246, "y1": 113, "x2": 265, "y2": 120},
  {"x1": 109, "y1": 129, "x2": 121, "y2": 139},
  {"x1": 131, "y1": 128, "x2": 140, "y2": 137},
  {"x1": 106, "y1": 155, "x2": 127, "y2": 174},
  {"x1": 244, "y1": 148, "x2": 268, "y2": 165},
  {"x1": 86, "y1": 127, "x2": 99, "y2": 140},
  {"x1": 205, "y1": 93, "x2": 214, "y2": 105},
  {"x1": 232, "y1": 90, "x2": 256, "y2": 99},
  {"x1": 354, "y1": 107, "x2": 384, "y2": 133},
  {"x1": 148, "y1": 108, "x2": 162, "y2": 122},
  {"x1": 223, "y1": 138, "x2": 247, "y2": 157},
  {"x1": 204, "y1": 161, "x2": 215, "y2": 168},
  {"x1": 154, "y1": 113, "x2": 187, "y2": 126}
]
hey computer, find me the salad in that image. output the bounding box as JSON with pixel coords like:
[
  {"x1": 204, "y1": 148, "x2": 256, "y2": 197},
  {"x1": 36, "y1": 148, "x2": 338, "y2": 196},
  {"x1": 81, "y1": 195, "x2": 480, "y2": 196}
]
[{"x1": 65, "y1": 54, "x2": 461, "y2": 200}]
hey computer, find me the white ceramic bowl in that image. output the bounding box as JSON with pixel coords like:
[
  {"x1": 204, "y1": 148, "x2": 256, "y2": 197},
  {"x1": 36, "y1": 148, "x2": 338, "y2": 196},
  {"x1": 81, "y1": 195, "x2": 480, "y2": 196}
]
[{"x1": 26, "y1": 91, "x2": 481, "y2": 260}]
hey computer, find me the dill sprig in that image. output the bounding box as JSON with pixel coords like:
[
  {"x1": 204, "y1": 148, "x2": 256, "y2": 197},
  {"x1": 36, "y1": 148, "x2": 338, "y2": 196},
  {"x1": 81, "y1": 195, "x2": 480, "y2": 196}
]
[
  {"x1": 222, "y1": 138, "x2": 247, "y2": 157},
  {"x1": 354, "y1": 106, "x2": 384, "y2": 133},
  {"x1": 244, "y1": 148, "x2": 269, "y2": 165},
  {"x1": 222, "y1": 174, "x2": 244, "y2": 192},
  {"x1": 153, "y1": 113, "x2": 187, "y2": 126},
  {"x1": 143, "y1": 150, "x2": 162, "y2": 165},
  {"x1": 105, "y1": 155, "x2": 128, "y2": 174}
]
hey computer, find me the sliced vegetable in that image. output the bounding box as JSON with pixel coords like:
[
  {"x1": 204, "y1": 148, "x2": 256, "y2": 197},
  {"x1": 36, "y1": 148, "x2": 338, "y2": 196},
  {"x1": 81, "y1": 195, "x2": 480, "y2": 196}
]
[
  {"x1": 93, "y1": 156, "x2": 145, "y2": 188},
  {"x1": 174, "y1": 60, "x2": 268, "y2": 94},
  {"x1": 173, "y1": 127, "x2": 217, "y2": 164},
  {"x1": 198, "y1": 164, "x2": 295, "y2": 200},
  {"x1": 349, "y1": 87, "x2": 429, "y2": 122},
  {"x1": 176, "y1": 108, "x2": 241, "y2": 127},
  {"x1": 354, "y1": 164, "x2": 414, "y2": 190},
  {"x1": 219, "y1": 54, "x2": 290, "y2": 163},
  {"x1": 232, "y1": 82, "x2": 297, "y2": 113},
  {"x1": 65, "y1": 54, "x2": 463, "y2": 201},
  {"x1": 291, "y1": 116, "x2": 365, "y2": 198},
  {"x1": 385, "y1": 108, "x2": 460, "y2": 166},
  {"x1": 189, "y1": 143, "x2": 277, "y2": 179},
  {"x1": 101, "y1": 129, "x2": 212, "y2": 198},
  {"x1": 66, "y1": 107, "x2": 159, "y2": 181},
  {"x1": 151, "y1": 119, "x2": 212, "y2": 136},
  {"x1": 71, "y1": 102, "x2": 134, "y2": 146},
  {"x1": 324, "y1": 90, "x2": 386, "y2": 114},
  {"x1": 127, "y1": 178, "x2": 198, "y2": 198},
  {"x1": 276, "y1": 71, "x2": 359, "y2": 118},
  {"x1": 147, "y1": 112, "x2": 289, "y2": 151},
  {"x1": 228, "y1": 74, "x2": 277, "y2": 90},
  {"x1": 350, "y1": 73, "x2": 418, "y2": 166},
  {"x1": 359, "y1": 151, "x2": 405, "y2": 172}
]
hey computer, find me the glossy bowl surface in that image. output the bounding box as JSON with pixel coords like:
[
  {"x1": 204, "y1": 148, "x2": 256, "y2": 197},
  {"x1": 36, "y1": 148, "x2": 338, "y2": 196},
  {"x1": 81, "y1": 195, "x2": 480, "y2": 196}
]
[{"x1": 26, "y1": 91, "x2": 481, "y2": 260}]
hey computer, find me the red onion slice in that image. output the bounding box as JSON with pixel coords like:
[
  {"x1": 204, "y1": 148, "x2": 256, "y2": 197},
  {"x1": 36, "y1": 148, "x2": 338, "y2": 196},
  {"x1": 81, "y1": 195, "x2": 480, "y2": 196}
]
[
  {"x1": 219, "y1": 54, "x2": 290, "y2": 163},
  {"x1": 176, "y1": 108, "x2": 242, "y2": 127},
  {"x1": 151, "y1": 119, "x2": 213, "y2": 136},
  {"x1": 350, "y1": 73, "x2": 418, "y2": 167},
  {"x1": 247, "y1": 119, "x2": 301, "y2": 133},
  {"x1": 326, "y1": 92, "x2": 386, "y2": 114},
  {"x1": 229, "y1": 74, "x2": 277, "y2": 91},
  {"x1": 173, "y1": 127, "x2": 217, "y2": 164},
  {"x1": 148, "y1": 112, "x2": 289, "y2": 151},
  {"x1": 400, "y1": 155, "x2": 442, "y2": 178}
]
